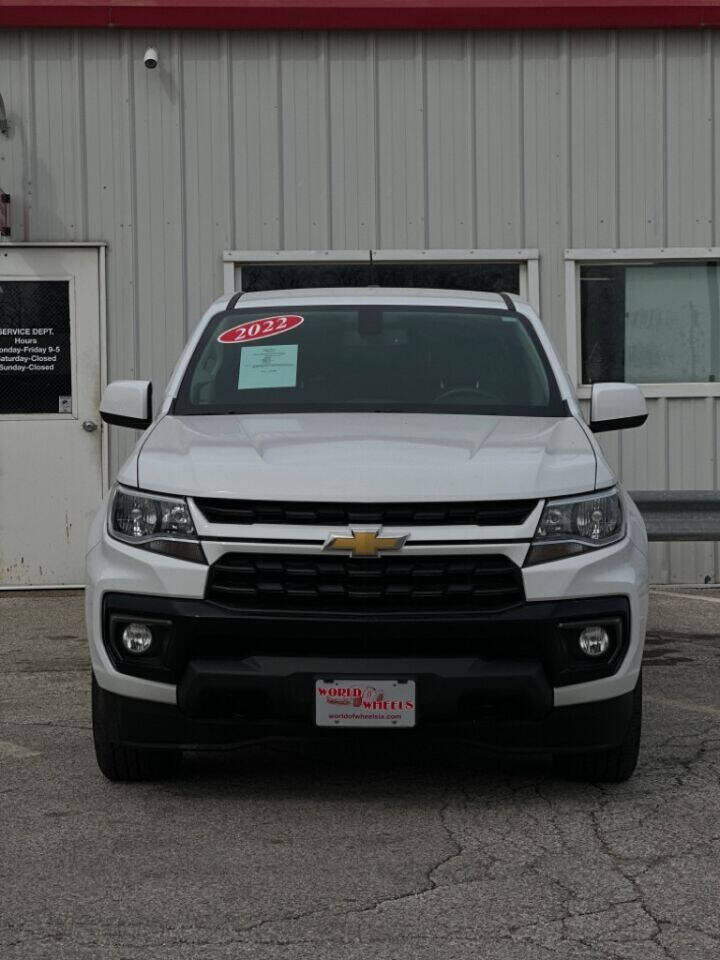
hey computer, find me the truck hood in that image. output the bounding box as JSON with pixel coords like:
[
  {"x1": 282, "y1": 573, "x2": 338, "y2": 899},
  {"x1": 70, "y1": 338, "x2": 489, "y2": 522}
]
[{"x1": 126, "y1": 413, "x2": 599, "y2": 502}]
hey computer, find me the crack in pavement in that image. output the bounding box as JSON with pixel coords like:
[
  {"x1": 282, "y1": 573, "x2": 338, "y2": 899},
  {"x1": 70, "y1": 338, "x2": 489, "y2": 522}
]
[
  {"x1": 338, "y1": 787, "x2": 469, "y2": 922},
  {"x1": 226, "y1": 785, "x2": 477, "y2": 945}
]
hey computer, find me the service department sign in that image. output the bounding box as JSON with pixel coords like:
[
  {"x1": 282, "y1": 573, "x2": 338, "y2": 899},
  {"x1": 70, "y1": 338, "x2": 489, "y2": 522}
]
[{"x1": 0, "y1": 280, "x2": 72, "y2": 415}]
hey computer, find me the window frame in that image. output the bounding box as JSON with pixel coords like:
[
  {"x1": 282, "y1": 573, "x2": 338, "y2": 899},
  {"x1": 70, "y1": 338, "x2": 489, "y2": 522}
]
[
  {"x1": 566, "y1": 248, "x2": 720, "y2": 399},
  {"x1": 222, "y1": 248, "x2": 540, "y2": 313}
]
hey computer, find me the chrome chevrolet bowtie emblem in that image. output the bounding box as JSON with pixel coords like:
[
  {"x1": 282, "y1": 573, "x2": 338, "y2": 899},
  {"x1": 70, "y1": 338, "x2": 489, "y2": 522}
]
[{"x1": 325, "y1": 528, "x2": 408, "y2": 558}]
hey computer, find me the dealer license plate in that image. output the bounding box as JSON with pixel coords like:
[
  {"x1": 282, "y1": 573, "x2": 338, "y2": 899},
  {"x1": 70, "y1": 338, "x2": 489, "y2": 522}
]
[{"x1": 315, "y1": 679, "x2": 416, "y2": 728}]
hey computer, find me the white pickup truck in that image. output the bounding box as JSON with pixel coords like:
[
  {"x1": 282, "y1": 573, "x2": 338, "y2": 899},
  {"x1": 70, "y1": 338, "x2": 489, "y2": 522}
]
[{"x1": 87, "y1": 288, "x2": 649, "y2": 782}]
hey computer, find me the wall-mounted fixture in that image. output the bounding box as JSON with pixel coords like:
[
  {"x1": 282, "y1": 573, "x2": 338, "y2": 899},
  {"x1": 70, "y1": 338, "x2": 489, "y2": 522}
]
[
  {"x1": 143, "y1": 48, "x2": 158, "y2": 69},
  {"x1": 0, "y1": 91, "x2": 8, "y2": 135}
]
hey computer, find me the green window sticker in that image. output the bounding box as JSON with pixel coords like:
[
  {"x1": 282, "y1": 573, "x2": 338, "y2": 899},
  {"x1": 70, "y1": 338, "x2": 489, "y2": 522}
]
[{"x1": 237, "y1": 344, "x2": 298, "y2": 390}]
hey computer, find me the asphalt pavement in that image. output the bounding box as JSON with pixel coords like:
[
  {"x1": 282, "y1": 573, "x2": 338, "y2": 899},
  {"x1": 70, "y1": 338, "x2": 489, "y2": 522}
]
[{"x1": 1, "y1": 589, "x2": 719, "y2": 960}]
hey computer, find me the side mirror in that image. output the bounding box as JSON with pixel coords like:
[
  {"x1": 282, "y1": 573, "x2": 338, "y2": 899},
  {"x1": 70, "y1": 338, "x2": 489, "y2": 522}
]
[
  {"x1": 590, "y1": 382, "x2": 647, "y2": 433},
  {"x1": 100, "y1": 380, "x2": 153, "y2": 429}
]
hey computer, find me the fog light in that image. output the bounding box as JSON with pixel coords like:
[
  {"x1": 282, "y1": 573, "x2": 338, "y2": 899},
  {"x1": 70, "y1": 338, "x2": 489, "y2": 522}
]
[
  {"x1": 578, "y1": 625, "x2": 611, "y2": 658},
  {"x1": 121, "y1": 622, "x2": 153, "y2": 654}
]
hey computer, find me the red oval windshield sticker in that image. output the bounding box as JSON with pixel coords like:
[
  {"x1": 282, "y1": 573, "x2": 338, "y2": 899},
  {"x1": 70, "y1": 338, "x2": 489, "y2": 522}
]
[{"x1": 217, "y1": 314, "x2": 304, "y2": 344}]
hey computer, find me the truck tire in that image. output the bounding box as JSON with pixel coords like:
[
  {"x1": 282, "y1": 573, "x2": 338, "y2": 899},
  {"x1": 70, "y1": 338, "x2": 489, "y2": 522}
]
[
  {"x1": 552, "y1": 672, "x2": 642, "y2": 783},
  {"x1": 92, "y1": 675, "x2": 181, "y2": 782}
]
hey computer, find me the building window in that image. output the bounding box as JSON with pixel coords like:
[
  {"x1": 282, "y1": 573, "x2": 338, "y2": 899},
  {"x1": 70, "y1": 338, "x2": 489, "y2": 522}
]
[
  {"x1": 566, "y1": 250, "x2": 720, "y2": 397},
  {"x1": 581, "y1": 262, "x2": 720, "y2": 384},
  {"x1": 224, "y1": 251, "x2": 540, "y2": 311},
  {"x1": 239, "y1": 260, "x2": 521, "y2": 295}
]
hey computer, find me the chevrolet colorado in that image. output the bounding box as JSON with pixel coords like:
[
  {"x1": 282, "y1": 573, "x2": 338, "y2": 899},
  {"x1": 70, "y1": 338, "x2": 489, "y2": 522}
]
[{"x1": 87, "y1": 288, "x2": 649, "y2": 782}]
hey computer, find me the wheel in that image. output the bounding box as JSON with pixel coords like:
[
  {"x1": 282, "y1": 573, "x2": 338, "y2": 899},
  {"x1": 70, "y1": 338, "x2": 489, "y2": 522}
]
[
  {"x1": 92, "y1": 674, "x2": 181, "y2": 782},
  {"x1": 553, "y1": 672, "x2": 642, "y2": 783}
]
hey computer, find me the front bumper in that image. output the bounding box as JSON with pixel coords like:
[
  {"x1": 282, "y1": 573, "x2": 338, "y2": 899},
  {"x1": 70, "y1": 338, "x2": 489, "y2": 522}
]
[
  {"x1": 100, "y1": 591, "x2": 631, "y2": 717},
  {"x1": 94, "y1": 676, "x2": 636, "y2": 753},
  {"x1": 92, "y1": 589, "x2": 637, "y2": 754},
  {"x1": 86, "y1": 529, "x2": 649, "y2": 712}
]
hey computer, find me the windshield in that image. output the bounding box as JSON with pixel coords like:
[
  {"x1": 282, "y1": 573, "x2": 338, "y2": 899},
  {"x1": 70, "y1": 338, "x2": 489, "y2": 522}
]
[{"x1": 174, "y1": 304, "x2": 564, "y2": 417}]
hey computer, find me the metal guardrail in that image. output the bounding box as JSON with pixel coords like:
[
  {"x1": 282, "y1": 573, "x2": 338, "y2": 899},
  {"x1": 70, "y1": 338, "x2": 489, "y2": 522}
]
[{"x1": 630, "y1": 491, "x2": 720, "y2": 541}]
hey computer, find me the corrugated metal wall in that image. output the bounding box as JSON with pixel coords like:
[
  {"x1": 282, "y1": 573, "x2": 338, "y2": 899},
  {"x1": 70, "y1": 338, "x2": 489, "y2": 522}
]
[{"x1": 0, "y1": 28, "x2": 718, "y2": 582}]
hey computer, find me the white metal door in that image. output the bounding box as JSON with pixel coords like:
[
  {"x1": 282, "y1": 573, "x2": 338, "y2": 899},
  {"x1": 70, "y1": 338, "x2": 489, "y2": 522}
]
[{"x1": 0, "y1": 246, "x2": 104, "y2": 587}]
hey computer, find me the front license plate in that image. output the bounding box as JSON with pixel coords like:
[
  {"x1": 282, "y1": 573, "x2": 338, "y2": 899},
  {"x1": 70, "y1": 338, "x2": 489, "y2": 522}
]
[{"x1": 315, "y1": 679, "x2": 416, "y2": 728}]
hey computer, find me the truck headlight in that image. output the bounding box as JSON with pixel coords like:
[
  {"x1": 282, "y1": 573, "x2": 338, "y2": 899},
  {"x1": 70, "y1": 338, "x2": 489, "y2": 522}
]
[
  {"x1": 108, "y1": 485, "x2": 206, "y2": 563},
  {"x1": 525, "y1": 487, "x2": 624, "y2": 566}
]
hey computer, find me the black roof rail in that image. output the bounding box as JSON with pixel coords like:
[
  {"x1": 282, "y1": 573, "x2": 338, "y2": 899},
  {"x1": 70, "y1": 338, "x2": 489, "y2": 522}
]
[
  {"x1": 499, "y1": 292, "x2": 515, "y2": 311},
  {"x1": 226, "y1": 291, "x2": 244, "y2": 310}
]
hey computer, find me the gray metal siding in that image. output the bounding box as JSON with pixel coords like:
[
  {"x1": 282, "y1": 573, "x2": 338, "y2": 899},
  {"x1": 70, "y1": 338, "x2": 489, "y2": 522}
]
[{"x1": 1, "y1": 28, "x2": 719, "y2": 582}]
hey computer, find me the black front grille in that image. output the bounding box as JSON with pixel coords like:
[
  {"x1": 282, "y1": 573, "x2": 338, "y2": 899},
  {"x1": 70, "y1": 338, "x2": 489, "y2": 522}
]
[
  {"x1": 194, "y1": 498, "x2": 537, "y2": 527},
  {"x1": 206, "y1": 553, "x2": 525, "y2": 612}
]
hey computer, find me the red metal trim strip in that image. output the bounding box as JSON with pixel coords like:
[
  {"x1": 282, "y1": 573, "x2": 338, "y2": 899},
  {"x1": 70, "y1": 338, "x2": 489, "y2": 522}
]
[{"x1": 2, "y1": 1, "x2": 720, "y2": 31}]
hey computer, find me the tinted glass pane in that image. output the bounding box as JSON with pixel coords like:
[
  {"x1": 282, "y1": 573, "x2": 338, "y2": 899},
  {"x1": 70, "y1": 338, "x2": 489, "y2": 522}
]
[
  {"x1": 0, "y1": 280, "x2": 72, "y2": 414},
  {"x1": 176, "y1": 304, "x2": 562, "y2": 417},
  {"x1": 581, "y1": 262, "x2": 720, "y2": 383},
  {"x1": 242, "y1": 264, "x2": 372, "y2": 291},
  {"x1": 374, "y1": 262, "x2": 519, "y2": 293},
  {"x1": 241, "y1": 262, "x2": 520, "y2": 294}
]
